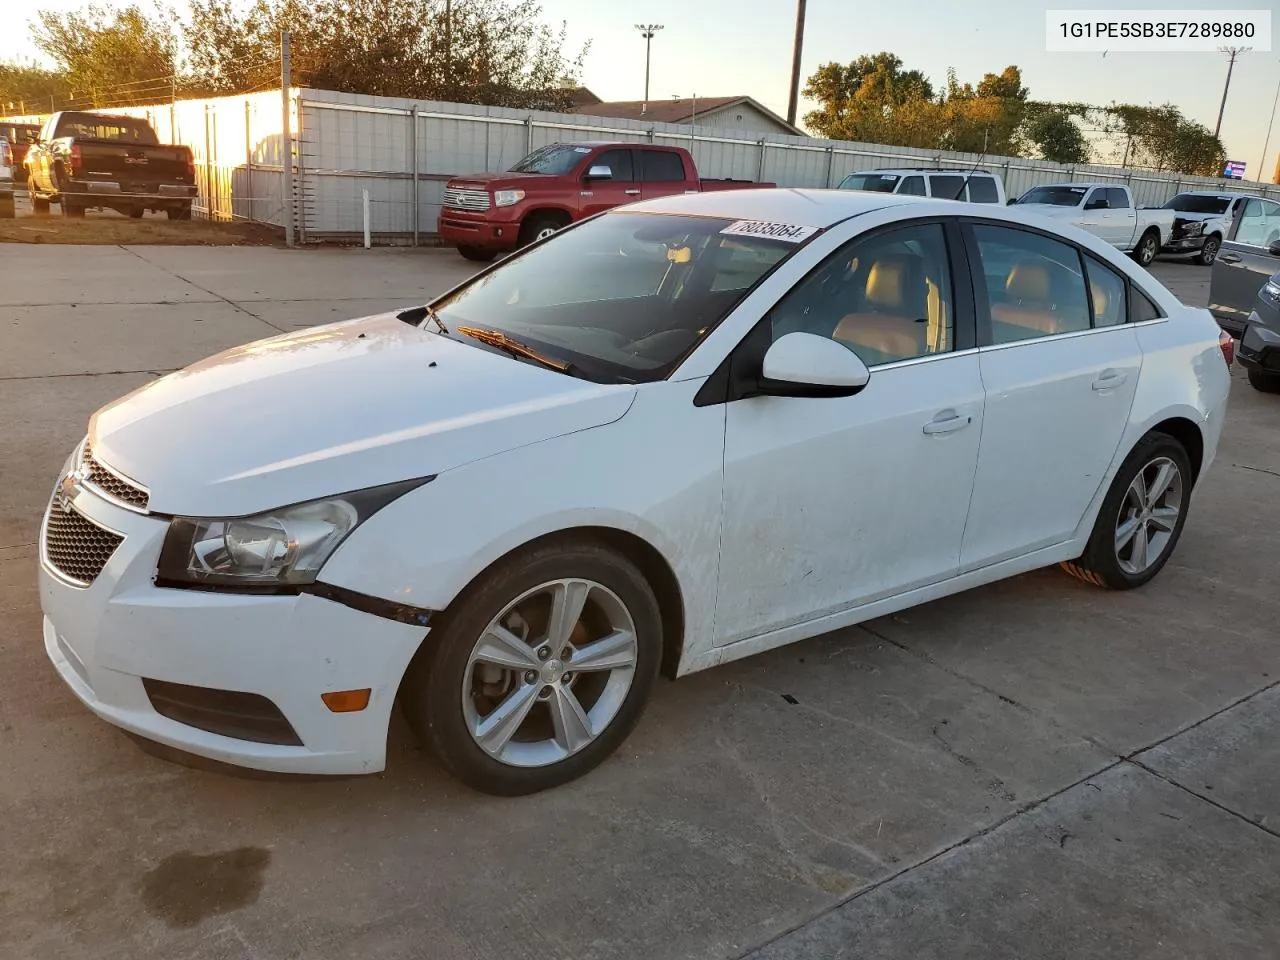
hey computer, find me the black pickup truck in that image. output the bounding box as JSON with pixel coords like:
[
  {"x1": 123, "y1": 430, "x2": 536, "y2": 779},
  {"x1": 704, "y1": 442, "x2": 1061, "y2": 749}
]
[{"x1": 25, "y1": 111, "x2": 197, "y2": 219}]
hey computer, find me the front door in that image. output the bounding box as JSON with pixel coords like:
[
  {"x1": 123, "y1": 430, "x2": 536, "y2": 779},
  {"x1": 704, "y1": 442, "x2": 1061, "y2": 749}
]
[
  {"x1": 579, "y1": 148, "x2": 640, "y2": 217},
  {"x1": 1210, "y1": 197, "x2": 1280, "y2": 331},
  {"x1": 715, "y1": 220, "x2": 984, "y2": 644},
  {"x1": 959, "y1": 222, "x2": 1143, "y2": 569}
]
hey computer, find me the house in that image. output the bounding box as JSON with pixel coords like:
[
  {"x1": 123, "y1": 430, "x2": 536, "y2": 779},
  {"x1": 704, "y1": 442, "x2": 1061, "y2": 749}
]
[
  {"x1": 563, "y1": 87, "x2": 603, "y2": 108},
  {"x1": 569, "y1": 96, "x2": 805, "y2": 137}
]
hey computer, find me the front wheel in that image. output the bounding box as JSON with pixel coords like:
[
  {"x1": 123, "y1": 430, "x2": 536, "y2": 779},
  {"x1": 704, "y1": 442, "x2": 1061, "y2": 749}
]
[
  {"x1": 518, "y1": 214, "x2": 567, "y2": 248},
  {"x1": 1196, "y1": 234, "x2": 1221, "y2": 266},
  {"x1": 1061, "y1": 433, "x2": 1192, "y2": 590},
  {"x1": 1248, "y1": 368, "x2": 1280, "y2": 394},
  {"x1": 29, "y1": 177, "x2": 50, "y2": 215},
  {"x1": 1132, "y1": 230, "x2": 1159, "y2": 267},
  {"x1": 401, "y1": 539, "x2": 663, "y2": 795},
  {"x1": 456, "y1": 244, "x2": 496, "y2": 262}
]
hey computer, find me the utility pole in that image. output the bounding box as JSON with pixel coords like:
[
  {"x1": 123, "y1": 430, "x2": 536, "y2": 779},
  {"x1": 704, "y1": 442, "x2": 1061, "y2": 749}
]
[
  {"x1": 1215, "y1": 46, "x2": 1250, "y2": 138},
  {"x1": 1260, "y1": 68, "x2": 1280, "y2": 185},
  {"x1": 786, "y1": 0, "x2": 808, "y2": 127},
  {"x1": 635, "y1": 24, "x2": 663, "y2": 114},
  {"x1": 281, "y1": 29, "x2": 294, "y2": 247}
]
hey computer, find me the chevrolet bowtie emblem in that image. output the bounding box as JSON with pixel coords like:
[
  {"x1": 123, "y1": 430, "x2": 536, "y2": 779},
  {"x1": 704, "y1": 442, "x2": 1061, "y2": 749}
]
[{"x1": 57, "y1": 469, "x2": 85, "y2": 512}]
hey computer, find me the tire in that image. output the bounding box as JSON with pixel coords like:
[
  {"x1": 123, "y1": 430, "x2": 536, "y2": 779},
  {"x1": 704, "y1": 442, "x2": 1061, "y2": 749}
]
[
  {"x1": 61, "y1": 196, "x2": 85, "y2": 218},
  {"x1": 1248, "y1": 368, "x2": 1280, "y2": 394},
  {"x1": 401, "y1": 538, "x2": 663, "y2": 795},
  {"x1": 1061, "y1": 432, "x2": 1192, "y2": 590},
  {"x1": 1132, "y1": 229, "x2": 1159, "y2": 267},
  {"x1": 167, "y1": 203, "x2": 192, "y2": 221},
  {"x1": 128, "y1": 206, "x2": 145, "y2": 219},
  {"x1": 518, "y1": 214, "x2": 568, "y2": 248},
  {"x1": 456, "y1": 244, "x2": 496, "y2": 262},
  {"x1": 29, "y1": 177, "x2": 49, "y2": 215},
  {"x1": 1196, "y1": 234, "x2": 1221, "y2": 266},
  {"x1": 0, "y1": 193, "x2": 13, "y2": 219}
]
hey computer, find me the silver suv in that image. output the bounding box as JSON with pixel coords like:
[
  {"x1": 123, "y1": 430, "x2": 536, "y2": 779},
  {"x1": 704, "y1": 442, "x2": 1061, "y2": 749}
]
[{"x1": 836, "y1": 167, "x2": 1006, "y2": 204}]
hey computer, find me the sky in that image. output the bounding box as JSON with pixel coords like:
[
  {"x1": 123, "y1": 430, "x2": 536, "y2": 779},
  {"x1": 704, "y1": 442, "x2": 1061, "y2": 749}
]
[{"x1": 5, "y1": 0, "x2": 1279, "y2": 181}]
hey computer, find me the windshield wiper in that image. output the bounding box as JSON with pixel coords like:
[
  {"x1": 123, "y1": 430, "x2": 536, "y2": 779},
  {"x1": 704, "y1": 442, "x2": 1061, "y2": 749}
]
[
  {"x1": 396, "y1": 304, "x2": 448, "y2": 334},
  {"x1": 456, "y1": 325, "x2": 571, "y2": 373}
]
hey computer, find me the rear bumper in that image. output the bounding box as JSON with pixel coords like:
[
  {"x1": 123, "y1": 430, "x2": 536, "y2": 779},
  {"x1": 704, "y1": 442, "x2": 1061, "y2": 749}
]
[
  {"x1": 437, "y1": 207, "x2": 523, "y2": 251},
  {"x1": 68, "y1": 179, "x2": 197, "y2": 201}
]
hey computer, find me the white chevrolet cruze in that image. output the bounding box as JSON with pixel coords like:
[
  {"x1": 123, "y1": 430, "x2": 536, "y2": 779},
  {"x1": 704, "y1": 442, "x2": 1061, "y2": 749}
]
[{"x1": 39, "y1": 191, "x2": 1231, "y2": 795}]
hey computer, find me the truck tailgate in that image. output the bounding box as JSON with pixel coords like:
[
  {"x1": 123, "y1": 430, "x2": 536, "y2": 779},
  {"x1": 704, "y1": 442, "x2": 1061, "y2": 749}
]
[{"x1": 79, "y1": 142, "x2": 191, "y2": 189}]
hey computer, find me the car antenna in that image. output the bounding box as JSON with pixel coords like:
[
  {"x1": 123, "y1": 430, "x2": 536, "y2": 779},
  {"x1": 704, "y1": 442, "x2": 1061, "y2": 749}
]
[{"x1": 954, "y1": 128, "x2": 989, "y2": 201}]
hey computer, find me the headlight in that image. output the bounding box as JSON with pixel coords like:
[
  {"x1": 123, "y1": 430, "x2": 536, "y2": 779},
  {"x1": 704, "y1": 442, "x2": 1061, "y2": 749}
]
[
  {"x1": 1183, "y1": 221, "x2": 1204, "y2": 236},
  {"x1": 1264, "y1": 280, "x2": 1280, "y2": 301},
  {"x1": 157, "y1": 478, "x2": 429, "y2": 589},
  {"x1": 493, "y1": 189, "x2": 525, "y2": 207}
]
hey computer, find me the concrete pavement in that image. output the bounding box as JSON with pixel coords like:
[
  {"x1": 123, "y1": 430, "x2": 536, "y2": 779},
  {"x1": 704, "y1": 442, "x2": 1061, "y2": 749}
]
[{"x1": 1, "y1": 245, "x2": 1276, "y2": 960}]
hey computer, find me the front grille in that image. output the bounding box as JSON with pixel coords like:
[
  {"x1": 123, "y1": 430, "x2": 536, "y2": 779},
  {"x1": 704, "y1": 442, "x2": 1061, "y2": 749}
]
[
  {"x1": 442, "y1": 187, "x2": 491, "y2": 212},
  {"x1": 81, "y1": 441, "x2": 149, "y2": 511},
  {"x1": 142, "y1": 678, "x2": 304, "y2": 746},
  {"x1": 44, "y1": 503, "x2": 124, "y2": 586}
]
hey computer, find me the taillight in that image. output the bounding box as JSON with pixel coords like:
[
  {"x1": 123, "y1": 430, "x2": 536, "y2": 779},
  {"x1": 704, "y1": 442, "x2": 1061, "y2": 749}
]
[
  {"x1": 1219, "y1": 329, "x2": 1235, "y2": 366},
  {"x1": 185, "y1": 152, "x2": 194, "y2": 180},
  {"x1": 69, "y1": 143, "x2": 82, "y2": 171}
]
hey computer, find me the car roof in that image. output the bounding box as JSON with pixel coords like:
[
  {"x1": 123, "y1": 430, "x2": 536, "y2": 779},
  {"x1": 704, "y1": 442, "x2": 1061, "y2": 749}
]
[
  {"x1": 624, "y1": 188, "x2": 946, "y2": 227},
  {"x1": 1177, "y1": 190, "x2": 1247, "y2": 197}
]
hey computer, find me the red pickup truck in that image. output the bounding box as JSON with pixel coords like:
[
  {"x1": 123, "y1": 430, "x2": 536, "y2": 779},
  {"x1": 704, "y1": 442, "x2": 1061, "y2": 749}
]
[{"x1": 438, "y1": 141, "x2": 776, "y2": 261}]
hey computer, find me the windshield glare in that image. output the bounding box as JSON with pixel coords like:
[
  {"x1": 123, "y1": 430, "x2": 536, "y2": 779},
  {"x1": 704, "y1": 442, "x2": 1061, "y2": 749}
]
[
  {"x1": 508, "y1": 144, "x2": 589, "y2": 175},
  {"x1": 1162, "y1": 194, "x2": 1231, "y2": 215},
  {"x1": 432, "y1": 212, "x2": 808, "y2": 383},
  {"x1": 838, "y1": 174, "x2": 900, "y2": 193},
  {"x1": 1018, "y1": 186, "x2": 1086, "y2": 206}
]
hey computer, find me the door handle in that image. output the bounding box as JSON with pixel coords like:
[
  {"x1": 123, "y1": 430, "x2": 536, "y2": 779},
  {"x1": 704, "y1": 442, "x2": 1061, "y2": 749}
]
[
  {"x1": 922, "y1": 413, "x2": 973, "y2": 435},
  {"x1": 1218, "y1": 252, "x2": 1242, "y2": 263},
  {"x1": 624, "y1": 189, "x2": 641, "y2": 196},
  {"x1": 1092, "y1": 369, "x2": 1128, "y2": 391}
]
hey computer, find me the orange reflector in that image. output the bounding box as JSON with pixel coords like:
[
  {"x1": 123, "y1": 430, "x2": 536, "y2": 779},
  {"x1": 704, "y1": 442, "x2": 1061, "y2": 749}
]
[{"x1": 321, "y1": 688, "x2": 371, "y2": 713}]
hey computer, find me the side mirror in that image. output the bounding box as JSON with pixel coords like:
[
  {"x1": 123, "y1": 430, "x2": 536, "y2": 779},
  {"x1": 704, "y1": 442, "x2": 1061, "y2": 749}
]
[
  {"x1": 585, "y1": 164, "x2": 613, "y2": 181},
  {"x1": 758, "y1": 333, "x2": 870, "y2": 398},
  {"x1": 1006, "y1": 198, "x2": 1018, "y2": 205}
]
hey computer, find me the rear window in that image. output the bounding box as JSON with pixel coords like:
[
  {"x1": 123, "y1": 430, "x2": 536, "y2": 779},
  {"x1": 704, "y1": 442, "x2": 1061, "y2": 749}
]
[
  {"x1": 641, "y1": 150, "x2": 685, "y2": 182},
  {"x1": 838, "y1": 173, "x2": 900, "y2": 193},
  {"x1": 57, "y1": 115, "x2": 158, "y2": 144},
  {"x1": 930, "y1": 175, "x2": 965, "y2": 201},
  {"x1": 966, "y1": 177, "x2": 999, "y2": 203}
]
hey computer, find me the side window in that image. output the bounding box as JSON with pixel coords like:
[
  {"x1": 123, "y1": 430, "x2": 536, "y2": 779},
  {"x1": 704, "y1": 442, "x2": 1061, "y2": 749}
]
[
  {"x1": 967, "y1": 177, "x2": 999, "y2": 204},
  {"x1": 973, "y1": 224, "x2": 1091, "y2": 344},
  {"x1": 898, "y1": 175, "x2": 926, "y2": 196},
  {"x1": 930, "y1": 175, "x2": 964, "y2": 201},
  {"x1": 640, "y1": 150, "x2": 685, "y2": 183},
  {"x1": 768, "y1": 222, "x2": 955, "y2": 366},
  {"x1": 1107, "y1": 188, "x2": 1132, "y2": 209},
  {"x1": 1084, "y1": 188, "x2": 1109, "y2": 210},
  {"x1": 1084, "y1": 257, "x2": 1127, "y2": 327},
  {"x1": 593, "y1": 149, "x2": 634, "y2": 182},
  {"x1": 1129, "y1": 288, "x2": 1164, "y2": 323},
  {"x1": 1234, "y1": 199, "x2": 1280, "y2": 248}
]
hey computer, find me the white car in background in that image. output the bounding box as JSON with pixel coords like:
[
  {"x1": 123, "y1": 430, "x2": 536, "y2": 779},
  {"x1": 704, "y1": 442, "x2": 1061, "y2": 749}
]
[
  {"x1": 39, "y1": 190, "x2": 1230, "y2": 795},
  {"x1": 1160, "y1": 191, "x2": 1253, "y2": 266},
  {"x1": 837, "y1": 167, "x2": 1006, "y2": 204},
  {"x1": 1013, "y1": 183, "x2": 1175, "y2": 266}
]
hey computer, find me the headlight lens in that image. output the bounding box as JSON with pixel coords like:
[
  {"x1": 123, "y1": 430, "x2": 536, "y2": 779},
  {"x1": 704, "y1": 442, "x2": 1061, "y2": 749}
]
[
  {"x1": 1183, "y1": 221, "x2": 1203, "y2": 236},
  {"x1": 157, "y1": 478, "x2": 429, "y2": 588},
  {"x1": 493, "y1": 189, "x2": 525, "y2": 207},
  {"x1": 1264, "y1": 280, "x2": 1280, "y2": 301}
]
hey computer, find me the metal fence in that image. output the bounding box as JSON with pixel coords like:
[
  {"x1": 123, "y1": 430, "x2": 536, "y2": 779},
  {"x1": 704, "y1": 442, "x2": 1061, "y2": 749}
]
[{"x1": 7, "y1": 86, "x2": 1277, "y2": 243}]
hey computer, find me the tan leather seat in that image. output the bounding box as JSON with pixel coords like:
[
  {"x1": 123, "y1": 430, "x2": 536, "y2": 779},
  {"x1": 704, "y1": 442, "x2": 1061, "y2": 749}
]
[
  {"x1": 832, "y1": 254, "x2": 927, "y2": 363},
  {"x1": 991, "y1": 262, "x2": 1061, "y2": 336}
]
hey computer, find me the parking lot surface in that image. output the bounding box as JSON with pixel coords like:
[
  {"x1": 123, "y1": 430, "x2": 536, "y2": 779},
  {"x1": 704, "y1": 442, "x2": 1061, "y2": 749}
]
[{"x1": 2, "y1": 245, "x2": 1277, "y2": 960}]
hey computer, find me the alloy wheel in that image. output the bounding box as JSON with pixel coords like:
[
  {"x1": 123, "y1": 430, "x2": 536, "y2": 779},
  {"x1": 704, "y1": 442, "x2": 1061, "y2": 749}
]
[{"x1": 1115, "y1": 456, "x2": 1183, "y2": 575}]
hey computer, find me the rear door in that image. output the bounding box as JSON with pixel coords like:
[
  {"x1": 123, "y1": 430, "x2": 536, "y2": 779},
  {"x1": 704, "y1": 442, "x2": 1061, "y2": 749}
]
[
  {"x1": 639, "y1": 149, "x2": 691, "y2": 201},
  {"x1": 959, "y1": 221, "x2": 1143, "y2": 569},
  {"x1": 1210, "y1": 198, "x2": 1280, "y2": 332},
  {"x1": 580, "y1": 148, "x2": 639, "y2": 216}
]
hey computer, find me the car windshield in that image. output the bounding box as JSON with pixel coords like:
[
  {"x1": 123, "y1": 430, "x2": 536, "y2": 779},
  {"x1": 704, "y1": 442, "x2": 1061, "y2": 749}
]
[
  {"x1": 1017, "y1": 186, "x2": 1087, "y2": 206},
  {"x1": 431, "y1": 211, "x2": 813, "y2": 383},
  {"x1": 508, "y1": 144, "x2": 589, "y2": 175},
  {"x1": 1162, "y1": 194, "x2": 1231, "y2": 215},
  {"x1": 838, "y1": 173, "x2": 900, "y2": 193}
]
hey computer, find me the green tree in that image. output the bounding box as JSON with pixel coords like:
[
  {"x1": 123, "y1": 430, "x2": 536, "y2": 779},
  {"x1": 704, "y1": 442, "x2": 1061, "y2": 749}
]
[
  {"x1": 1022, "y1": 106, "x2": 1090, "y2": 164},
  {"x1": 802, "y1": 53, "x2": 939, "y2": 146},
  {"x1": 1102, "y1": 103, "x2": 1224, "y2": 175},
  {"x1": 31, "y1": 3, "x2": 179, "y2": 107},
  {"x1": 942, "y1": 65, "x2": 1027, "y2": 155},
  {"x1": 184, "y1": 0, "x2": 587, "y2": 109},
  {"x1": 0, "y1": 61, "x2": 72, "y2": 114}
]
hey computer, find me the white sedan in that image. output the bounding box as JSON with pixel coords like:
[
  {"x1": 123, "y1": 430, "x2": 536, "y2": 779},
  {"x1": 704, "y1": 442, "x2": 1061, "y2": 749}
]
[{"x1": 38, "y1": 190, "x2": 1231, "y2": 794}]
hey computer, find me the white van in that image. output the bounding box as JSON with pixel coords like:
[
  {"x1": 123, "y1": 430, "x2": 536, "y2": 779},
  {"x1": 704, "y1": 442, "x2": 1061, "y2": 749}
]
[{"x1": 836, "y1": 168, "x2": 1006, "y2": 205}]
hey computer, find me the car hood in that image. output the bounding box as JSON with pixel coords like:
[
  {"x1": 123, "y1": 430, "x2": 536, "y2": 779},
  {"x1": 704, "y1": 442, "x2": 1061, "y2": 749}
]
[
  {"x1": 89, "y1": 313, "x2": 636, "y2": 517},
  {"x1": 1012, "y1": 204, "x2": 1080, "y2": 217},
  {"x1": 447, "y1": 172, "x2": 552, "y2": 190}
]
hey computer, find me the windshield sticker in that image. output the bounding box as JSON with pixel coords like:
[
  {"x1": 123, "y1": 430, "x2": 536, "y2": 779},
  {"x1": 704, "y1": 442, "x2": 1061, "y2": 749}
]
[
  {"x1": 880, "y1": 175, "x2": 898, "y2": 180},
  {"x1": 574, "y1": 146, "x2": 592, "y2": 153},
  {"x1": 721, "y1": 220, "x2": 819, "y2": 243}
]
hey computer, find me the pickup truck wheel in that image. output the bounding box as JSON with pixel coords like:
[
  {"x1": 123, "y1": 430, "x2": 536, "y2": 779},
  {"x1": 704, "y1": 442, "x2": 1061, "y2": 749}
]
[
  {"x1": 29, "y1": 177, "x2": 50, "y2": 215},
  {"x1": 1248, "y1": 369, "x2": 1280, "y2": 394},
  {"x1": 519, "y1": 214, "x2": 568, "y2": 247},
  {"x1": 457, "y1": 245, "x2": 496, "y2": 262},
  {"x1": 1132, "y1": 229, "x2": 1159, "y2": 267},
  {"x1": 61, "y1": 199, "x2": 85, "y2": 219},
  {"x1": 128, "y1": 206, "x2": 145, "y2": 219},
  {"x1": 1196, "y1": 235, "x2": 1221, "y2": 266},
  {"x1": 167, "y1": 203, "x2": 192, "y2": 221}
]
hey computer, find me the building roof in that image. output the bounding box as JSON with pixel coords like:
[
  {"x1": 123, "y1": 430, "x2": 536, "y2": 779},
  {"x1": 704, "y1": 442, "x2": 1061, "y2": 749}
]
[
  {"x1": 563, "y1": 87, "x2": 602, "y2": 107},
  {"x1": 569, "y1": 96, "x2": 805, "y2": 136}
]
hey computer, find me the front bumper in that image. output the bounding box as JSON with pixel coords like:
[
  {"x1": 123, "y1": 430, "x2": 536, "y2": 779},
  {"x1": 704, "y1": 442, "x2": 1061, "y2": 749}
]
[
  {"x1": 1161, "y1": 236, "x2": 1207, "y2": 253},
  {"x1": 38, "y1": 470, "x2": 429, "y2": 775},
  {"x1": 437, "y1": 206, "x2": 523, "y2": 251},
  {"x1": 1237, "y1": 312, "x2": 1280, "y2": 373}
]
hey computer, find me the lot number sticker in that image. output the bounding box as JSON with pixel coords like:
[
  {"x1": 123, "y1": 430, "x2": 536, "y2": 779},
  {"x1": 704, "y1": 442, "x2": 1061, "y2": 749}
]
[{"x1": 721, "y1": 220, "x2": 819, "y2": 243}]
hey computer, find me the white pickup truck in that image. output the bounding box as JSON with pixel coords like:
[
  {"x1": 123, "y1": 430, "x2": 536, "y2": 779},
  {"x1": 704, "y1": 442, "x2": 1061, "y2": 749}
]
[{"x1": 1012, "y1": 183, "x2": 1175, "y2": 267}]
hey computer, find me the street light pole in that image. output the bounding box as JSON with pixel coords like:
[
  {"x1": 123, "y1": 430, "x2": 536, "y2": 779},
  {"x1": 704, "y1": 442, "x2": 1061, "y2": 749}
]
[
  {"x1": 635, "y1": 24, "x2": 663, "y2": 114},
  {"x1": 786, "y1": 0, "x2": 808, "y2": 127},
  {"x1": 1215, "y1": 46, "x2": 1250, "y2": 138}
]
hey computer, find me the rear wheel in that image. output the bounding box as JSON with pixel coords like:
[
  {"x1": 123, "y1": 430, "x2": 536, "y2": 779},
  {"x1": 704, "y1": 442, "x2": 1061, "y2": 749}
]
[
  {"x1": 29, "y1": 176, "x2": 50, "y2": 215},
  {"x1": 1132, "y1": 229, "x2": 1159, "y2": 267},
  {"x1": 128, "y1": 206, "x2": 145, "y2": 219},
  {"x1": 1248, "y1": 368, "x2": 1280, "y2": 394},
  {"x1": 167, "y1": 203, "x2": 192, "y2": 221},
  {"x1": 456, "y1": 244, "x2": 496, "y2": 262},
  {"x1": 1061, "y1": 433, "x2": 1192, "y2": 590},
  {"x1": 518, "y1": 213, "x2": 568, "y2": 248},
  {"x1": 401, "y1": 538, "x2": 663, "y2": 795},
  {"x1": 1196, "y1": 234, "x2": 1221, "y2": 266},
  {"x1": 61, "y1": 198, "x2": 85, "y2": 218},
  {"x1": 0, "y1": 192, "x2": 14, "y2": 219}
]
